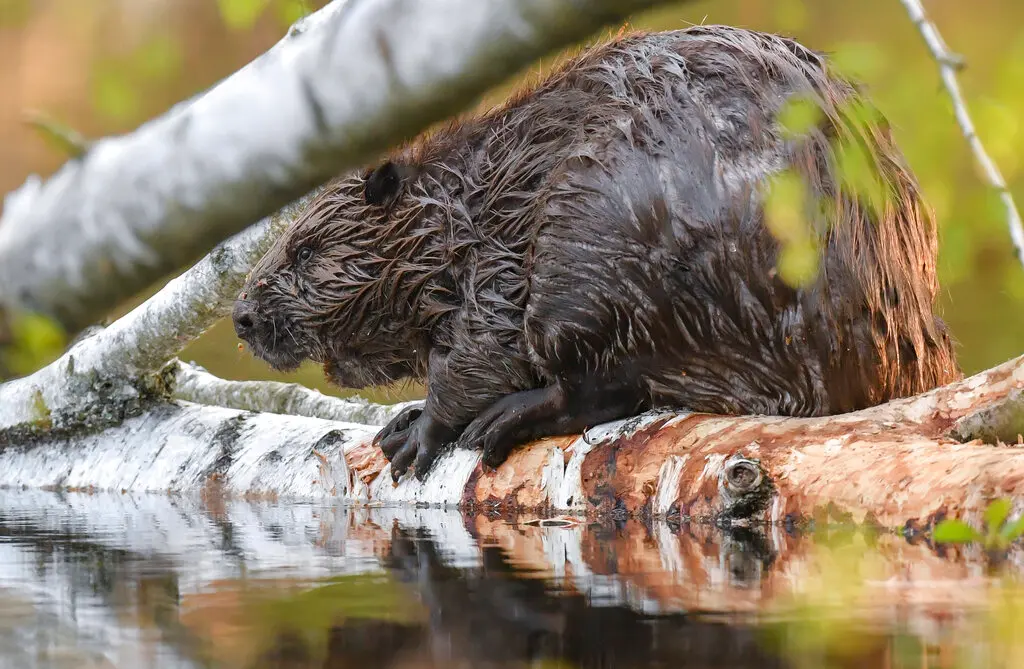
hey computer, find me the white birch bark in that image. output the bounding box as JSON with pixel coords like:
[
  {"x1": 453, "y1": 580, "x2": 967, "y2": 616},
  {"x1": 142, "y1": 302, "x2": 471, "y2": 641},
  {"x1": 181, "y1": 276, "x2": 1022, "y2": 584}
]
[
  {"x1": 0, "y1": 0, "x2": 682, "y2": 334},
  {"x1": 0, "y1": 352, "x2": 1020, "y2": 530},
  {"x1": 0, "y1": 196, "x2": 309, "y2": 431},
  {"x1": 170, "y1": 359, "x2": 419, "y2": 426}
]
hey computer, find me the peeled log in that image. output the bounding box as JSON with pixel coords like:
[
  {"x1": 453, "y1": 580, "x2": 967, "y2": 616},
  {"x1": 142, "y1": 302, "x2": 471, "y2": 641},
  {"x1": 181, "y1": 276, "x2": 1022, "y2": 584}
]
[
  {"x1": 345, "y1": 353, "x2": 1024, "y2": 530},
  {"x1": 1, "y1": 355, "x2": 1022, "y2": 532}
]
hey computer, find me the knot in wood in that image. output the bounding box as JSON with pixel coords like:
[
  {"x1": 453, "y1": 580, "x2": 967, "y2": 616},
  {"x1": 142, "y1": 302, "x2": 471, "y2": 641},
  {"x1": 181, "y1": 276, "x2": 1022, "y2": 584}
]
[{"x1": 723, "y1": 455, "x2": 762, "y2": 495}]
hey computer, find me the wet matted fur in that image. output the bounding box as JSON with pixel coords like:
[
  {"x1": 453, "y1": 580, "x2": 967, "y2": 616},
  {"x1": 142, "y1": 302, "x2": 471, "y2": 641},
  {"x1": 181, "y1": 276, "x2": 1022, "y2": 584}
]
[{"x1": 232, "y1": 25, "x2": 961, "y2": 481}]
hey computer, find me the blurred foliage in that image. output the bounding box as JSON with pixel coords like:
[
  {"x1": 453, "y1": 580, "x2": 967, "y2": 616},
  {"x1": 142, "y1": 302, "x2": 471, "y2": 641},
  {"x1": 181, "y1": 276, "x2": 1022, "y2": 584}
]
[
  {"x1": 217, "y1": 0, "x2": 312, "y2": 32},
  {"x1": 759, "y1": 526, "x2": 893, "y2": 669},
  {"x1": 0, "y1": 310, "x2": 66, "y2": 379},
  {"x1": 217, "y1": 0, "x2": 272, "y2": 31},
  {"x1": 757, "y1": 522, "x2": 1024, "y2": 669},
  {"x1": 182, "y1": 572, "x2": 425, "y2": 668},
  {"x1": 763, "y1": 169, "x2": 820, "y2": 287},
  {"x1": 0, "y1": 0, "x2": 30, "y2": 28},
  {"x1": 91, "y1": 34, "x2": 184, "y2": 122},
  {"x1": 933, "y1": 497, "x2": 1024, "y2": 552},
  {"x1": 0, "y1": 0, "x2": 1022, "y2": 398}
]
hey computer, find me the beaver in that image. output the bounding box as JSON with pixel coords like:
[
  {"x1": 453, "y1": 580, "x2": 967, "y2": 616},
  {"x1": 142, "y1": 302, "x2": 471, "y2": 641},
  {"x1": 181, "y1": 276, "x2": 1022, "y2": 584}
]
[{"x1": 232, "y1": 25, "x2": 961, "y2": 482}]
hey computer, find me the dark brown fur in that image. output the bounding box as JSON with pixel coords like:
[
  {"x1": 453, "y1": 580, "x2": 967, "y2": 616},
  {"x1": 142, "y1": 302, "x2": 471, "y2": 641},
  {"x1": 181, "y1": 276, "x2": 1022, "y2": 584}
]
[{"x1": 233, "y1": 26, "x2": 961, "y2": 481}]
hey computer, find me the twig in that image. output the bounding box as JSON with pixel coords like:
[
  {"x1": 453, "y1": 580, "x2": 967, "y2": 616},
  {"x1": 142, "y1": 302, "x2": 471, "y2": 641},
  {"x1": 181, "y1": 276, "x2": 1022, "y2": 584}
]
[
  {"x1": 899, "y1": 0, "x2": 1024, "y2": 269},
  {"x1": 21, "y1": 110, "x2": 91, "y2": 159}
]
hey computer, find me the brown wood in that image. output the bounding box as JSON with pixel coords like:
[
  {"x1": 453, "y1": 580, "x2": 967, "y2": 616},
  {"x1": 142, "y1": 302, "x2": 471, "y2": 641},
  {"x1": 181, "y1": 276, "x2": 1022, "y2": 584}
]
[{"x1": 344, "y1": 355, "x2": 1024, "y2": 530}]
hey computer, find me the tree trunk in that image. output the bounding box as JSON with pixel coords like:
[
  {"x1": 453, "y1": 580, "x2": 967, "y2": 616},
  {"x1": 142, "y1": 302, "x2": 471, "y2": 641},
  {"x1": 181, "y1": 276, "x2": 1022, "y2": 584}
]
[{"x1": 2, "y1": 354, "x2": 1021, "y2": 533}]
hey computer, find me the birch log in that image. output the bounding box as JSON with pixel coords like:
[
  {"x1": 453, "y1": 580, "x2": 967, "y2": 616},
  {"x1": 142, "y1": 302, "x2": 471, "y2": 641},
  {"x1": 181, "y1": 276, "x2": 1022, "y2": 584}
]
[
  {"x1": 0, "y1": 196, "x2": 308, "y2": 432},
  {"x1": 170, "y1": 359, "x2": 419, "y2": 427},
  {"x1": 1, "y1": 353, "x2": 1022, "y2": 532},
  {"x1": 0, "y1": 0, "x2": 684, "y2": 335}
]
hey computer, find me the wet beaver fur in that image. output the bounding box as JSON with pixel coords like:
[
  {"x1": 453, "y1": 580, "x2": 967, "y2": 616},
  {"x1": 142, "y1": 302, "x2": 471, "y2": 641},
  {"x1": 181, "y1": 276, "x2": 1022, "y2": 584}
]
[{"x1": 232, "y1": 25, "x2": 961, "y2": 481}]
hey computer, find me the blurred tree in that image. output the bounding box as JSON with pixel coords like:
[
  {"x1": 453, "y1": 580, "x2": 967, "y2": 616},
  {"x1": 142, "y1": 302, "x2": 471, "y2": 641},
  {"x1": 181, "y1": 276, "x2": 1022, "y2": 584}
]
[{"x1": 0, "y1": 0, "x2": 1021, "y2": 399}]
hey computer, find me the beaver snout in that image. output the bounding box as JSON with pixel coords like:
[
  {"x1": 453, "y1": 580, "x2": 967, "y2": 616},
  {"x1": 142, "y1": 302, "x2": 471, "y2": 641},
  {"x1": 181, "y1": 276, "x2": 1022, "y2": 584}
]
[{"x1": 231, "y1": 298, "x2": 262, "y2": 342}]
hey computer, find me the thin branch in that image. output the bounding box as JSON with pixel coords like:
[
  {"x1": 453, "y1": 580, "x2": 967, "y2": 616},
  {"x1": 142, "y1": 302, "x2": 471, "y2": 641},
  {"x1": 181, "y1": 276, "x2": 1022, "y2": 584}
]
[
  {"x1": 22, "y1": 110, "x2": 91, "y2": 159},
  {"x1": 899, "y1": 0, "x2": 1024, "y2": 269},
  {"x1": 0, "y1": 0, "x2": 684, "y2": 335},
  {"x1": 169, "y1": 359, "x2": 419, "y2": 426}
]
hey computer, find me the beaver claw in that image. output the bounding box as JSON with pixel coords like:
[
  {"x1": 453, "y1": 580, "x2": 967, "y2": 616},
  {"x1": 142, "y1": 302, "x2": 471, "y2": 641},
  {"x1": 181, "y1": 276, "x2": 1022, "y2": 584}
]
[
  {"x1": 375, "y1": 407, "x2": 456, "y2": 482},
  {"x1": 458, "y1": 388, "x2": 554, "y2": 470},
  {"x1": 374, "y1": 405, "x2": 423, "y2": 453}
]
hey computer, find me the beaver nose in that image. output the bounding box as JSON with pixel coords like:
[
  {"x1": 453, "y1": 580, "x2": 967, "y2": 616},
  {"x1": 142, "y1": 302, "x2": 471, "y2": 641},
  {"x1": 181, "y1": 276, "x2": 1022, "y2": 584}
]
[{"x1": 232, "y1": 299, "x2": 260, "y2": 340}]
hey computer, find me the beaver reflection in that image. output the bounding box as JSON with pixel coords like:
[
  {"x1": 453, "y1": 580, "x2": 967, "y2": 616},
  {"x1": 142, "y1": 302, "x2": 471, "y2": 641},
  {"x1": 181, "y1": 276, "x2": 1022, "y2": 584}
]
[{"x1": 249, "y1": 527, "x2": 786, "y2": 669}]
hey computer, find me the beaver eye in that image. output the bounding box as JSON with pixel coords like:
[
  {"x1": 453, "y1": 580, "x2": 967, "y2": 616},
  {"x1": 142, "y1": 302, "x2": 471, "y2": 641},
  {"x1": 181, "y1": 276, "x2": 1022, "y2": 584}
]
[{"x1": 296, "y1": 246, "x2": 313, "y2": 264}]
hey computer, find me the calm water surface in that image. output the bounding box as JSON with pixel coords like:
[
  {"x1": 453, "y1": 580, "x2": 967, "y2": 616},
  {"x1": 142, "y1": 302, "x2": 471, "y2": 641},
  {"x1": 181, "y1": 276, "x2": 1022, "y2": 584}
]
[{"x1": 0, "y1": 489, "x2": 1016, "y2": 669}]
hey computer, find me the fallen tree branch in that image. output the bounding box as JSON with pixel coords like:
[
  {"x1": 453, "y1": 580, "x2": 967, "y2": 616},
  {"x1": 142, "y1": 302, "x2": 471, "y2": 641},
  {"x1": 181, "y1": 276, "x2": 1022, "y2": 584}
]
[
  {"x1": 170, "y1": 359, "x2": 418, "y2": 426},
  {"x1": 0, "y1": 196, "x2": 310, "y2": 430},
  {"x1": 899, "y1": 0, "x2": 1024, "y2": 269},
  {"x1": 0, "y1": 0, "x2": 686, "y2": 335},
  {"x1": 1, "y1": 355, "x2": 1021, "y2": 532}
]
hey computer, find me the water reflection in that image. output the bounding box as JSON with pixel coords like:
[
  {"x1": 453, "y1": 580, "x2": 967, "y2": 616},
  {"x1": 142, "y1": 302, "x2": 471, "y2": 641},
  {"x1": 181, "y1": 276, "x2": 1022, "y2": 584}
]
[{"x1": 0, "y1": 489, "x2": 1013, "y2": 669}]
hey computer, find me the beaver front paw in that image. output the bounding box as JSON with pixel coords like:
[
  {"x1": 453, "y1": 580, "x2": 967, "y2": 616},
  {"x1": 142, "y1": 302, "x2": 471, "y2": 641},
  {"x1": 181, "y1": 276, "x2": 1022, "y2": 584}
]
[
  {"x1": 375, "y1": 408, "x2": 457, "y2": 482},
  {"x1": 458, "y1": 388, "x2": 559, "y2": 469},
  {"x1": 374, "y1": 405, "x2": 423, "y2": 456}
]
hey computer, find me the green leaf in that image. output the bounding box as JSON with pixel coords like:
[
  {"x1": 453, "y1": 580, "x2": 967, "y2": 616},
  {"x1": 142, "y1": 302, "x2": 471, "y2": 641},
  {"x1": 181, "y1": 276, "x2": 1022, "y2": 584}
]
[
  {"x1": 1001, "y1": 513, "x2": 1024, "y2": 542},
  {"x1": 91, "y1": 67, "x2": 140, "y2": 122},
  {"x1": 932, "y1": 519, "x2": 982, "y2": 544},
  {"x1": 217, "y1": 0, "x2": 271, "y2": 31},
  {"x1": 985, "y1": 497, "x2": 1012, "y2": 532},
  {"x1": 763, "y1": 170, "x2": 808, "y2": 244},
  {"x1": 776, "y1": 238, "x2": 820, "y2": 288},
  {"x1": 834, "y1": 136, "x2": 889, "y2": 221},
  {"x1": 777, "y1": 96, "x2": 822, "y2": 139}
]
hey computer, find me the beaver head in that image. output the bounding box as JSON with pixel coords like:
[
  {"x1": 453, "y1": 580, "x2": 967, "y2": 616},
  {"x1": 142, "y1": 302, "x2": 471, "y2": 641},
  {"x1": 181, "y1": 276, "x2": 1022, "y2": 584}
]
[{"x1": 232, "y1": 159, "x2": 435, "y2": 389}]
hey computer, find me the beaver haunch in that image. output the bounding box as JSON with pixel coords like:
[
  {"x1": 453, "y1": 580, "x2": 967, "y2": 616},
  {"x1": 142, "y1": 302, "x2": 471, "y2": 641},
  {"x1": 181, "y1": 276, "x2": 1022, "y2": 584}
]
[{"x1": 232, "y1": 26, "x2": 961, "y2": 481}]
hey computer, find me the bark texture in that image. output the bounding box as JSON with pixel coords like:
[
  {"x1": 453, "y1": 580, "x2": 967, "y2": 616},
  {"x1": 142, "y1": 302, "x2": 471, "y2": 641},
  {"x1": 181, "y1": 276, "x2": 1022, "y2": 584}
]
[
  {"x1": 171, "y1": 359, "x2": 419, "y2": 427},
  {"x1": 0, "y1": 201, "x2": 303, "y2": 431},
  {"x1": 1, "y1": 355, "x2": 1021, "y2": 533}
]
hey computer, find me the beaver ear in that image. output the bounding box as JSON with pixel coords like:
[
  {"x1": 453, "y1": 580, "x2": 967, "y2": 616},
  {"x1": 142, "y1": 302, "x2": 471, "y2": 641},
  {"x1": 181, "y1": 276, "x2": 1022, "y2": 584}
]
[{"x1": 363, "y1": 161, "x2": 405, "y2": 207}]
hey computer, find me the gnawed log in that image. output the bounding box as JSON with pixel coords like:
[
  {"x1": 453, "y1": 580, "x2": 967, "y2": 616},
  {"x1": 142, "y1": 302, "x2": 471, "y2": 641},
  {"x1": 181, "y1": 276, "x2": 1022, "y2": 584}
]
[
  {"x1": 343, "y1": 353, "x2": 1024, "y2": 531},
  {"x1": 0, "y1": 354, "x2": 1022, "y2": 532}
]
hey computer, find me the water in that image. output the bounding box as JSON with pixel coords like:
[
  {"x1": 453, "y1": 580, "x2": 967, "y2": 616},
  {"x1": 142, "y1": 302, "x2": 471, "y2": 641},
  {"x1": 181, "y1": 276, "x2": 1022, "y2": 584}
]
[{"x1": 0, "y1": 489, "x2": 1017, "y2": 669}]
